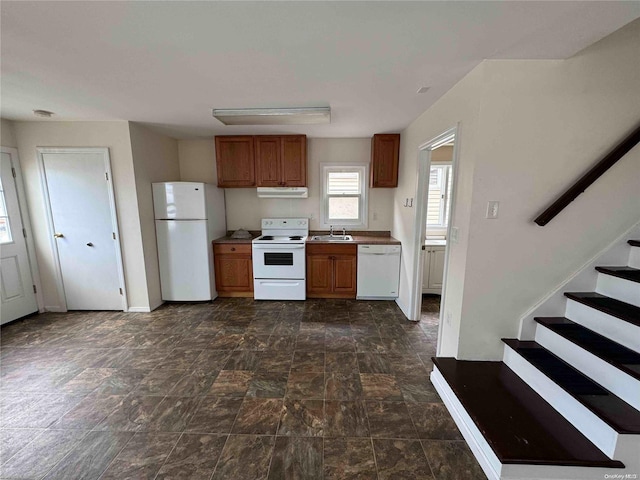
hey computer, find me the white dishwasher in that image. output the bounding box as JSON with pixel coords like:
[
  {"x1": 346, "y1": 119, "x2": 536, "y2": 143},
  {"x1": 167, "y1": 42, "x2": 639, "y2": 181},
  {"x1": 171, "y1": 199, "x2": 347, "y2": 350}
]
[{"x1": 357, "y1": 244, "x2": 401, "y2": 299}]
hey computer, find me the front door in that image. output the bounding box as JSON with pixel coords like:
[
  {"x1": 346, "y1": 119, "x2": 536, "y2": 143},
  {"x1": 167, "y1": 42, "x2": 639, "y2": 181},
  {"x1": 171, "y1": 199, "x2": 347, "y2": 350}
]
[
  {"x1": 40, "y1": 149, "x2": 123, "y2": 310},
  {"x1": 0, "y1": 150, "x2": 38, "y2": 324}
]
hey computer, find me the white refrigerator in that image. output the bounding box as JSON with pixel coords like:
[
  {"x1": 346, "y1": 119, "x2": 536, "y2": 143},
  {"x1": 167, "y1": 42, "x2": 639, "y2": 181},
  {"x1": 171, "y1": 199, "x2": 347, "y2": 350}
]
[{"x1": 153, "y1": 182, "x2": 226, "y2": 301}]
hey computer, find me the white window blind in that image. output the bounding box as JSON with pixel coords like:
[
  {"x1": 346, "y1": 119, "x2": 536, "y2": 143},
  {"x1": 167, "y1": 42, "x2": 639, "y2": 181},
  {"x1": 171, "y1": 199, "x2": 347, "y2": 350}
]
[{"x1": 427, "y1": 164, "x2": 452, "y2": 229}]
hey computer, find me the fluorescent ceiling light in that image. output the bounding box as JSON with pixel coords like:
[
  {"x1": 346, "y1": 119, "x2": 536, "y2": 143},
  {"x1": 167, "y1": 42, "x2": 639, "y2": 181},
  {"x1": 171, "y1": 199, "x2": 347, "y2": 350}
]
[{"x1": 212, "y1": 107, "x2": 330, "y2": 125}]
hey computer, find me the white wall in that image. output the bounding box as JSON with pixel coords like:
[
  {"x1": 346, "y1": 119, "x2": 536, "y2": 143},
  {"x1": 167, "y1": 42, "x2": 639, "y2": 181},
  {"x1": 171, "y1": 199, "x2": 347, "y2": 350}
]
[
  {"x1": 12, "y1": 121, "x2": 152, "y2": 311},
  {"x1": 178, "y1": 139, "x2": 218, "y2": 185},
  {"x1": 395, "y1": 19, "x2": 640, "y2": 360},
  {"x1": 394, "y1": 64, "x2": 485, "y2": 356},
  {"x1": 1, "y1": 119, "x2": 18, "y2": 147},
  {"x1": 178, "y1": 137, "x2": 394, "y2": 232},
  {"x1": 129, "y1": 122, "x2": 180, "y2": 310}
]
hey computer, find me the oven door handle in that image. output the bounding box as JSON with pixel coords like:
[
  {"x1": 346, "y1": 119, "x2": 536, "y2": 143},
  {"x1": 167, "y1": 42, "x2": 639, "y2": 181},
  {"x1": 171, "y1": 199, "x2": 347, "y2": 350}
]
[{"x1": 253, "y1": 244, "x2": 305, "y2": 250}]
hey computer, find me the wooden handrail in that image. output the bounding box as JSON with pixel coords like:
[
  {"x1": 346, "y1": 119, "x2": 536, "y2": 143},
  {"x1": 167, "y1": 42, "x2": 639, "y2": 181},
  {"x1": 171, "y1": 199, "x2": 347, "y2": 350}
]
[{"x1": 534, "y1": 122, "x2": 640, "y2": 226}]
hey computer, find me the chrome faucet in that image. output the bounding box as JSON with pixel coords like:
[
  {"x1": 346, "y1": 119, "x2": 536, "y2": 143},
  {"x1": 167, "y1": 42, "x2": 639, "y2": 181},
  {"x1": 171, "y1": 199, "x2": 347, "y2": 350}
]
[
  {"x1": 329, "y1": 225, "x2": 334, "y2": 237},
  {"x1": 342, "y1": 227, "x2": 346, "y2": 237}
]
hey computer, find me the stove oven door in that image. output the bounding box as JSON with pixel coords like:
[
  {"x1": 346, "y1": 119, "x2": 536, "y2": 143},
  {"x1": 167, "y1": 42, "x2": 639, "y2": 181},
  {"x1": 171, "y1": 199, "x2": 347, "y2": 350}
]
[{"x1": 252, "y1": 244, "x2": 305, "y2": 279}]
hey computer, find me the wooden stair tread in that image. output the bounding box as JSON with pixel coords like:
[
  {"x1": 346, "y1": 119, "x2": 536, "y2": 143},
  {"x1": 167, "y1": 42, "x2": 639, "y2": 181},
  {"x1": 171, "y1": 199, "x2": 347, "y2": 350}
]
[
  {"x1": 564, "y1": 292, "x2": 640, "y2": 327},
  {"x1": 433, "y1": 358, "x2": 623, "y2": 468},
  {"x1": 628, "y1": 239, "x2": 640, "y2": 247},
  {"x1": 595, "y1": 266, "x2": 640, "y2": 284},
  {"x1": 503, "y1": 339, "x2": 640, "y2": 434},
  {"x1": 534, "y1": 317, "x2": 640, "y2": 380}
]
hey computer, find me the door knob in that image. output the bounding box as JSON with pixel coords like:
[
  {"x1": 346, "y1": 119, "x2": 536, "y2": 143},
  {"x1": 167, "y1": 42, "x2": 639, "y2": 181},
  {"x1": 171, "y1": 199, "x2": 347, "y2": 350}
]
[
  {"x1": 86, "y1": 242, "x2": 94, "y2": 247},
  {"x1": 54, "y1": 233, "x2": 64, "y2": 238}
]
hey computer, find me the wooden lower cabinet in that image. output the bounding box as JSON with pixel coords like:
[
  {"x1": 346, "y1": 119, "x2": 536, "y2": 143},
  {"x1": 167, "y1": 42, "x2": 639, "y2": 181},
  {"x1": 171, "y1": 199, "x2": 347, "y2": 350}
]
[
  {"x1": 306, "y1": 243, "x2": 357, "y2": 298},
  {"x1": 213, "y1": 243, "x2": 253, "y2": 297}
]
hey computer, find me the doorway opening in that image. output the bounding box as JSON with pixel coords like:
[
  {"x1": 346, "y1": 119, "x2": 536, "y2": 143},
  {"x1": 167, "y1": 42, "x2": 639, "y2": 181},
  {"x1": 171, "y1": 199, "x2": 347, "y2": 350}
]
[{"x1": 411, "y1": 127, "x2": 459, "y2": 355}]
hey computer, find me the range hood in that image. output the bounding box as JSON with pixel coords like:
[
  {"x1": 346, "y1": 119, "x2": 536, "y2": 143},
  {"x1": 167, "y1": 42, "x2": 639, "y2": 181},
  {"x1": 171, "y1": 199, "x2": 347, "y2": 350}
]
[{"x1": 257, "y1": 187, "x2": 308, "y2": 199}]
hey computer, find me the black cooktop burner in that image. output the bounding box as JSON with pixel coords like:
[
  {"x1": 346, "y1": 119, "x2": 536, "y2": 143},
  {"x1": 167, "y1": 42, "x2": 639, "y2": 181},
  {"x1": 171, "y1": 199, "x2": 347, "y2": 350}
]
[
  {"x1": 289, "y1": 236, "x2": 303, "y2": 240},
  {"x1": 260, "y1": 236, "x2": 274, "y2": 240}
]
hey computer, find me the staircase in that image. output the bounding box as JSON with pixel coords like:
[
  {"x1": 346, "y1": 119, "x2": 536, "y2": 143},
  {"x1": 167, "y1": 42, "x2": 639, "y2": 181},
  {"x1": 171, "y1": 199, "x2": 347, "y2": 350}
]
[{"x1": 431, "y1": 239, "x2": 640, "y2": 480}]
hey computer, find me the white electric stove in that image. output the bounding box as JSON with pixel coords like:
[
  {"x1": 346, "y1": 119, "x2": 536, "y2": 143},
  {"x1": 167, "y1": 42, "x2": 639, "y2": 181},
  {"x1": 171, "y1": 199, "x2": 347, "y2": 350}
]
[{"x1": 252, "y1": 218, "x2": 308, "y2": 300}]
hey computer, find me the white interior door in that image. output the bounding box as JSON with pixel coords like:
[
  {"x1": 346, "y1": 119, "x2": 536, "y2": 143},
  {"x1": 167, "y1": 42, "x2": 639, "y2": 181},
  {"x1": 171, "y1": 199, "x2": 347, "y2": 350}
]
[
  {"x1": 1, "y1": 151, "x2": 38, "y2": 324},
  {"x1": 41, "y1": 149, "x2": 123, "y2": 310}
]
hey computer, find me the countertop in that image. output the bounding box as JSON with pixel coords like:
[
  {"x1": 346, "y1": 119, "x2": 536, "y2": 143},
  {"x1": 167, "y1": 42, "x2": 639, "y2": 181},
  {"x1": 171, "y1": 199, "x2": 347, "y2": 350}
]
[
  {"x1": 308, "y1": 235, "x2": 400, "y2": 245},
  {"x1": 425, "y1": 239, "x2": 447, "y2": 247},
  {"x1": 212, "y1": 236, "x2": 255, "y2": 244},
  {"x1": 213, "y1": 235, "x2": 401, "y2": 245}
]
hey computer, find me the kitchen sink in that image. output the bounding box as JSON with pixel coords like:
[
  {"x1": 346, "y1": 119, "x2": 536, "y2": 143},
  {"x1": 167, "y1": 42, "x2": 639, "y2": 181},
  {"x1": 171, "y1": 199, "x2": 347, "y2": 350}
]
[{"x1": 310, "y1": 235, "x2": 354, "y2": 242}]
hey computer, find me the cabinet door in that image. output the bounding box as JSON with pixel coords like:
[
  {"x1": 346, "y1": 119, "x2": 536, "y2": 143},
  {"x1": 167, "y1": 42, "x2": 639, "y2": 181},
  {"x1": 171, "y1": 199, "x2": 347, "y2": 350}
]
[
  {"x1": 306, "y1": 254, "x2": 332, "y2": 295},
  {"x1": 422, "y1": 249, "x2": 431, "y2": 292},
  {"x1": 215, "y1": 136, "x2": 255, "y2": 187},
  {"x1": 281, "y1": 136, "x2": 307, "y2": 186},
  {"x1": 215, "y1": 255, "x2": 254, "y2": 292},
  {"x1": 255, "y1": 136, "x2": 282, "y2": 187},
  {"x1": 428, "y1": 247, "x2": 446, "y2": 290},
  {"x1": 333, "y1": 255, "x2": 357, "y2": 296},
  {"x1": 370, "y1": 134, "x2": 400, "y2": 188}
]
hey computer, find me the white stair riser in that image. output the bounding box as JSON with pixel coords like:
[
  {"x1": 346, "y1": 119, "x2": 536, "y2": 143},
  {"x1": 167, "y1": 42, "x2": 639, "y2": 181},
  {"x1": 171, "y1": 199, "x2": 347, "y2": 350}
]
[
  {"x1": 565, "y1": 300, "x2": 640, "y2": 352},
  {"x1": 535, "y1": 324, "x2": 640, "y2": 410},
  {"x1": 501, "y1": 463, "x2": 629, "y2": 480},
  {"x1": 596, "y1": 273, "x2": 640, "y2": 308},
  {"x1": 535, "y1": 325, "x2": 640, "y2": 410},
  {"x1": 629, "y1": 246, "x2": 640, "y2": 269},
  {"x1": 503, "y1": 345, "x2": 618, "y2": 457}
]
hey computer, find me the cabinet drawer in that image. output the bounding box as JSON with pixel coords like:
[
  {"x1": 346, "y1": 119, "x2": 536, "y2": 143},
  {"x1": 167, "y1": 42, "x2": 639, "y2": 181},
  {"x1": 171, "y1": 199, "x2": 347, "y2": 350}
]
[
  {"x1": 213, "y1": 243, "x2": 252, "y2": 255},
  {"x1": 306, "y1": 243, "x2": 357, "y2": 255}
]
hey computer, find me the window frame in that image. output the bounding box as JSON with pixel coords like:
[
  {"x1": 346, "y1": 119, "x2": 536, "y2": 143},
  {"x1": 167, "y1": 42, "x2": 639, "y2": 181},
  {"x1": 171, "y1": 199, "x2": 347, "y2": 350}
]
[
  {"x1": 426, "y1": 163, "x2": 452, "y2": 232},
  {"x1": 320, "y1": 163, "x2": 368, "y2": 229}
]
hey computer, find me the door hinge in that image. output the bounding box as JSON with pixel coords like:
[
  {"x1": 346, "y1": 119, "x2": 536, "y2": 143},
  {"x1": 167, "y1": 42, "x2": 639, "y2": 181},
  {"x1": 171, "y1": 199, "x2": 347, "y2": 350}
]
[
  {"x1": 119, "y1": 288, "x2": 123, "y2": 295},
  {"x1": 112, "y1": 232, "x2": 116, "y2": 240},
  {"x1": 105, "y1": 172, "x2": 109, "y2": 181},
  {"x1": 33, "y1": 285, "x2": 37, "y2": 294},
  {"x1": 23, "y1": 228, "x2": 27, "y2": 238},
  {"x1": 11, "y1": 167, "x2": 16, "y2": 178}
]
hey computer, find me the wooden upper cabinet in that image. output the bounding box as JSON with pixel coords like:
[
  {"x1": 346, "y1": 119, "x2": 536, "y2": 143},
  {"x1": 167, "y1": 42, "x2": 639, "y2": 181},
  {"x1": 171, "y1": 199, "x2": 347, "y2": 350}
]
[
  {"x1": 256, "y1": 135, "x2": 307, "y2": 187},
  {"x1": 215, "y1": 136, "x2": 256, "y2": 187},
  {"x1": 216, "y1": 135, "x2": 306, "y2": 188},
  {"x1": 255, "y1": 136, "x2": 282, "y2": 187},
  {"x1": 280, "y1": 135, "x2": 307, "y2": 187},
  {"x1": 370, "y1": 133, "x2": 400, "y2": 188}
]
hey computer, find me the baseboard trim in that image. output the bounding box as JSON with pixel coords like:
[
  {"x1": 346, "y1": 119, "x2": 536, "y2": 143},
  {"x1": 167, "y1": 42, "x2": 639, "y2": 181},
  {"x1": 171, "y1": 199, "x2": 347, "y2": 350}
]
[
  {"x1": 44, "y1": 305, "x2": 66, "y2": 312},
  {"x1": 127, "y1": 306, "x2": 151, "y2": 313}
]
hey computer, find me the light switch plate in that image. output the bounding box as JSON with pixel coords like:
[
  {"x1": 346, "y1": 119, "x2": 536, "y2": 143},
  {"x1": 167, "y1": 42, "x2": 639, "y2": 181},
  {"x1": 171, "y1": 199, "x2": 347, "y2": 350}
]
[
  {"x1": 450, "y1": 227, "x2": 459, "y2": 244},
  {"x1": 486, "y1": 201, "x2": 499, "y2": 219}
]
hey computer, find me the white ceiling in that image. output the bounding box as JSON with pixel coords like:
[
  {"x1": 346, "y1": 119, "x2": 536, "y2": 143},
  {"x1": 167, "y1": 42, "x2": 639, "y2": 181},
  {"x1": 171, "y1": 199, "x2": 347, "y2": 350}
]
[{"x1": 2, "y1": 2, "x2": 639, "y2": 139}]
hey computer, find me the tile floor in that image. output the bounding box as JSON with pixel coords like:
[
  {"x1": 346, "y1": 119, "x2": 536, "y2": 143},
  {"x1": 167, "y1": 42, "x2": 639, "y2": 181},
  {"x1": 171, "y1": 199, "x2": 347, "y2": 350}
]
[{"x1": 0, "y1": 296, "x2": 486, "y2": 479}]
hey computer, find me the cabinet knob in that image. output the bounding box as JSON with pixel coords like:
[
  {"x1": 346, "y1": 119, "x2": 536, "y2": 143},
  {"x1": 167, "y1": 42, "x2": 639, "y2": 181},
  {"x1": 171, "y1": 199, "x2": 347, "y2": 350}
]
[{"x1": 231, "y1": 247, "x2": 236, "y2": 251}]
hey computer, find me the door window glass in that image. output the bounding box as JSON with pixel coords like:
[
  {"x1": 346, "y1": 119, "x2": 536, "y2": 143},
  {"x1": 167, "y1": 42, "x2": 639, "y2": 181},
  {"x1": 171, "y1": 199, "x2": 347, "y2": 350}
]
[{"x1": 0, "y1": 177, "x2": 12, "y2": 244}]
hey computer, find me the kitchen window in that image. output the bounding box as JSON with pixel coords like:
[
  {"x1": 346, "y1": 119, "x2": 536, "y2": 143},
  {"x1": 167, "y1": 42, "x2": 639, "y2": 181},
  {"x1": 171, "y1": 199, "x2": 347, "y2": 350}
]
[
  {"x1": 320, "y1": 164, "x2": 368, "y2": 228},
  {"x1": 426, "y1": 164, "x2": 452, "y2": 231}
]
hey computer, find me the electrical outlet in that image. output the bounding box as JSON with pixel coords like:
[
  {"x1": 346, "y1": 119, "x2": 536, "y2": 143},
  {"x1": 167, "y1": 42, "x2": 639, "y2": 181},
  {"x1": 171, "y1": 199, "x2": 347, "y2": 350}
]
[
  {"x1": 486, "y1": 201, "x2": 499, "y2": 219},
  {"x1": 445, "y1": 311, "x2": 452, "y2": 326},
  {"x1": 450, "y1": 227, "x2": 459, "y2": 244},
  {"x1": 373, "y1": 212, "x2": 378, "y2": 221}
]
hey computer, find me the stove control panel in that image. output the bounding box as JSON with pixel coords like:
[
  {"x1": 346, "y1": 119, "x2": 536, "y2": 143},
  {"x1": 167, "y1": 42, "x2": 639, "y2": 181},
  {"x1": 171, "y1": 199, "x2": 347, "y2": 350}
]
[{"x1": 261, "y1": 218, "x2": 309, "y2": 229}]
